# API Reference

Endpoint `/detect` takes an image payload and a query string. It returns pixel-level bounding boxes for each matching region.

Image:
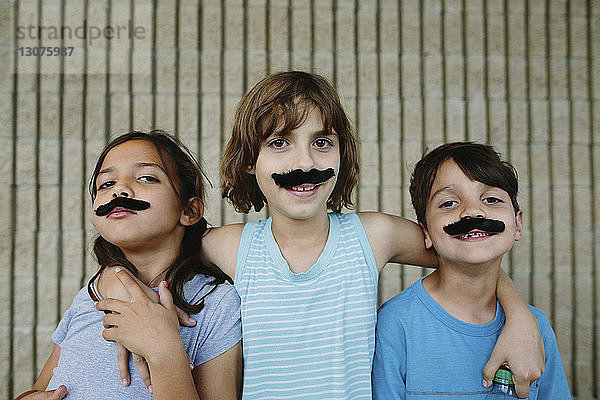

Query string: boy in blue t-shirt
[371,142,571,399]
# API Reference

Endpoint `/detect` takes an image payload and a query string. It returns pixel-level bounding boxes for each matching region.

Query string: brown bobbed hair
[409,142,520,229]
[221,71,359,213]
[88,130,231,315]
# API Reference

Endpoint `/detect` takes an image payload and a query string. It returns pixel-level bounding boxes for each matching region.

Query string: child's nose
[293,146,316,171]
[111,183,133,198]
[459,200,486,219]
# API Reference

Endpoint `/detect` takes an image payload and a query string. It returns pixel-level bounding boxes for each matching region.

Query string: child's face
[250,106,340,221]
[422,159,523,267]
[92,140,188,250]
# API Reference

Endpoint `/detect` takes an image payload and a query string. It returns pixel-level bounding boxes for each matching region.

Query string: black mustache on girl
[443,217,505,236]
[271,168,335,189]
[95,197,151,216]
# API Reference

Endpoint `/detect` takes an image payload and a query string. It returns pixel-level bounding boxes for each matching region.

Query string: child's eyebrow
[430,185,455,200]
[97,162,166,176]
[317,129,335,136]
[97,166,114,176]
[268,129,333,138]
[135,162,166,172]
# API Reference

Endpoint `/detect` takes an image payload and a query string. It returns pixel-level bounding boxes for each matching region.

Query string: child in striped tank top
[96,72,545,399]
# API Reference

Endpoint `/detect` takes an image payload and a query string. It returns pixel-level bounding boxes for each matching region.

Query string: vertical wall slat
[200,1,223,225]
[357,0,379,212]
[222,0,246,226]
[378,0,401,304]
[400,0,424,289]
[570,1,593,396]
[443,0,465,142]
[590,2,600,397]
[312,0,334,77]
[3,1,17,397]
[13,1,39,394]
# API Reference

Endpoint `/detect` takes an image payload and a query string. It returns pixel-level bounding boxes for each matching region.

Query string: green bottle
[484,365,518,398]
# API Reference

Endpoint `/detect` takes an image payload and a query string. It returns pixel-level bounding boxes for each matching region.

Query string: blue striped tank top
[234,212,378,399]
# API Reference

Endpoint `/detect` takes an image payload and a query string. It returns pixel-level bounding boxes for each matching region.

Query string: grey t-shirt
[47,274,241,399]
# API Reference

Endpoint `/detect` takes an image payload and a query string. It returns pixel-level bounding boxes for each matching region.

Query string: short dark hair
[409,142,520,228]
[221,71,359,213]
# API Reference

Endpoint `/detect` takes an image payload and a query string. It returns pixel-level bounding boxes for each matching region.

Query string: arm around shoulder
[201,223,245,281]
[15,344,67,400]
[483,270,545,398]
[358,212,437,272]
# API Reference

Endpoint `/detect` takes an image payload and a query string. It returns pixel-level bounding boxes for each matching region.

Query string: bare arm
[483,269,545,398]
[358,212,437,272]
[15,345,67,400]
[192,342,243,399]
[201,224,245,281]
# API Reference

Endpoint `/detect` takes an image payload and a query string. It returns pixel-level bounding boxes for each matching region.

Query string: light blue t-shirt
[47,274,242,400]
[235,212,379,399]
[372,277,572,399]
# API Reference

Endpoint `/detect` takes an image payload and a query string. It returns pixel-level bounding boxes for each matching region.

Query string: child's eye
[268,138,289,149]
[483,196,503,204]
[97,180,115,191]
[313,138,333,149]
[439,200,457,208]
[139,175,160,183]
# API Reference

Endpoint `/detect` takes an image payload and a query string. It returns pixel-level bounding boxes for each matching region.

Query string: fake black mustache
[271,168,335,189]
[443,217,505,236]
[95,197,151,216]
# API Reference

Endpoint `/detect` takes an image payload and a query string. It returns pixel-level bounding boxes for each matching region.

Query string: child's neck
[270,211,330,274]
[120,243,180,287]
[423,260,501,325]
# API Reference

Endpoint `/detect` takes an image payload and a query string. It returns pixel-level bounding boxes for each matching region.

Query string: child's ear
[513,210,524,241]
[418,222,434,250]
[180,197,204,226]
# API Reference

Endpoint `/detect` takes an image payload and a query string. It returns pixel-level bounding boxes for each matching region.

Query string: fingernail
[148,385,152,393]
[188,317,197,325]
[189,362,194,369]
[115,267,121,273]
[163,281,168,288]
[482,379,490,387]
[122,378,128,386]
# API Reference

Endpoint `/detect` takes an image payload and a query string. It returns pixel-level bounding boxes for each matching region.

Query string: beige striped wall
[1,0,598,398]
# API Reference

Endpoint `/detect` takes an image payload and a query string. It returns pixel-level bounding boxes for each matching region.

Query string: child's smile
[250,106,340,221]
[423,159,523,268]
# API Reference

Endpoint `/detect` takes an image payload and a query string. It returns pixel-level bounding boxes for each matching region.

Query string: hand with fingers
[482,312,545,398]
[96,268,184,363]
[96,267,201,399]
[95,265,196,391]
[14,386,67,400]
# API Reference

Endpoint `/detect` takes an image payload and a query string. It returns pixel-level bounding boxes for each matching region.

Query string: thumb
[48,385,68,399]
[158,281,175,311]
[482,352,503,387]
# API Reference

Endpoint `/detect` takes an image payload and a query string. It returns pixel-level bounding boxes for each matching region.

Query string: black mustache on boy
[443,217,505,236]
[94,197,151,216]
[271,168,335,189]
